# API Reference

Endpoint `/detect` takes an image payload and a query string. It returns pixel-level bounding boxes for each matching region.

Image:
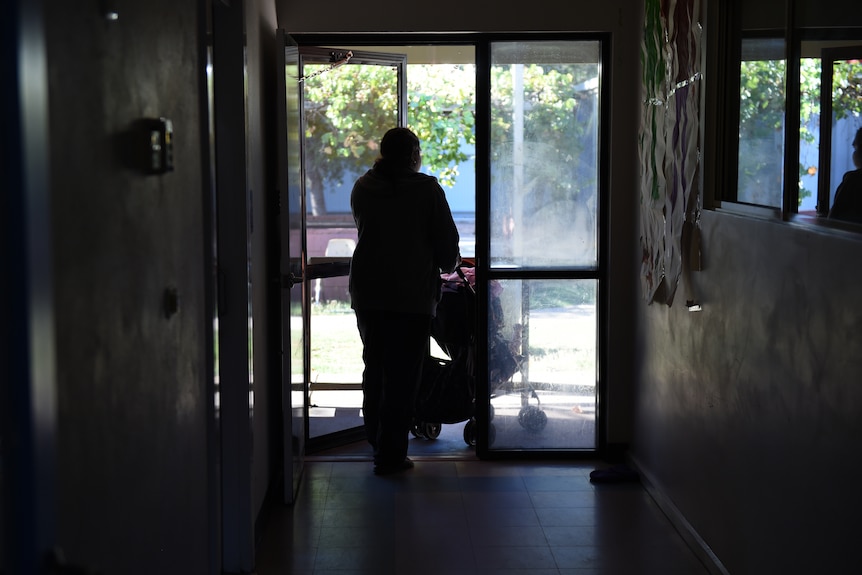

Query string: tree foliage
[831,59,862,121]
[489,63,599,217]
[301,60,600,217]
[301,63,476,215]
[407,65,476,187]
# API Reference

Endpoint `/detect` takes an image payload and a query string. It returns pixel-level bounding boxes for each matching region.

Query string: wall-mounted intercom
[148,117,174,174]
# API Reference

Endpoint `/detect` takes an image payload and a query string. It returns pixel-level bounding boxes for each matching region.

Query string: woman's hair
[378,127,420,167]
[854,127,862,149]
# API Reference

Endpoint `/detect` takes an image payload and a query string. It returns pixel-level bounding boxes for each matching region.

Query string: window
[736,36,786,210]
[722,5,862,228]
[811,43,862,219]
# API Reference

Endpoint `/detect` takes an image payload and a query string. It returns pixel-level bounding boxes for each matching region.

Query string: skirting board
[627,454,730,575]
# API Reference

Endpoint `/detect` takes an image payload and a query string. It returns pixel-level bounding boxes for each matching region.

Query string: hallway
[255,451,712,574]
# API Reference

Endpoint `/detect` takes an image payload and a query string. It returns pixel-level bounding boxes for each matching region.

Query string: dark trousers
[354,309,430,464]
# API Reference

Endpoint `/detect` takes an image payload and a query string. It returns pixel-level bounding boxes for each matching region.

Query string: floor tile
[543,524,598,547]
[468,521,551,547]
[458,474,528,492]
[535,506,597,527]
[473,544,558,570]
[524,474,594,492]
[461,490,535,510]
[551,545,603,570]
[464,505,540,527]
[530,489,597,508]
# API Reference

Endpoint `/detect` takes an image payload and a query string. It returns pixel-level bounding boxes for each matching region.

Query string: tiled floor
[254,453,712,575]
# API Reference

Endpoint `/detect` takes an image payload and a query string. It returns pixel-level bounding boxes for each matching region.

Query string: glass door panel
[488,279,597,450]
[326,44,478,452]
[738,37,786,210]
[490,41,600,270]
[298,48,406,449]
[486,40,602,453]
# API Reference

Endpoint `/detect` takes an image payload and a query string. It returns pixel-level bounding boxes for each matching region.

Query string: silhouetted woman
[829,127,862,224]
[349,127,460,475]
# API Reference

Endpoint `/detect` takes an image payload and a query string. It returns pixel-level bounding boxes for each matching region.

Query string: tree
[830,59,862,121]
[301,63,476,216]
[737,58,792,206]
[300,58,602,232]
[489,63,599,218]
[407,65,476,188]
[488,63,600,262]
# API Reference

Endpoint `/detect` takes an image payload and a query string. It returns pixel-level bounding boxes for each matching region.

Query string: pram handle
[455,265,476,295]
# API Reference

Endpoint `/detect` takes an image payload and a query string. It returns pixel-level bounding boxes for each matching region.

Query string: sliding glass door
[481,39,604,454]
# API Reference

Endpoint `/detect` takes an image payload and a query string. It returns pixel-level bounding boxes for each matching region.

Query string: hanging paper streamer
[639,0,702,305]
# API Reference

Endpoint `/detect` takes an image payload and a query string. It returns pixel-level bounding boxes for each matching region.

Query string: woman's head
[379,127,421,171]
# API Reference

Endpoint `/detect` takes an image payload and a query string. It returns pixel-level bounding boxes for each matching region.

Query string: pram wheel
[411,420,425,439]
[463,419,496,446]
[518,405,548,432]
[463,419,476,446]
[411,420,441,440]
[423,422,442,439]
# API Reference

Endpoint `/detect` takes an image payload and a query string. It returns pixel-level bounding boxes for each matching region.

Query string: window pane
[799,55,821,214]
[301,47,478,445]
[302,56,398,442]
[825,55,862,215]
[487,279,597,451]
[303,61,399,219]
[798,41,862,218]
[308,278,364,440]
[490,41,600,269]
[316,47,478,256]
[406,58,476,258]
[738,38,785,208]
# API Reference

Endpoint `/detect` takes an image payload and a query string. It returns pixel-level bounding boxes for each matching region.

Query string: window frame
[717,0,862,231]
[289,32,612,459]
[788,28,862,228]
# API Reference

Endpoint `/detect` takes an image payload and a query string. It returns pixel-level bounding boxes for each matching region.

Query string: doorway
[279,34,605,463]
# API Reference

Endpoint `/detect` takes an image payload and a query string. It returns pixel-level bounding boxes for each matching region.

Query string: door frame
[286,32,610,460]
[2,0,57,571]
[277,32,304,504]
[213,0,254,570]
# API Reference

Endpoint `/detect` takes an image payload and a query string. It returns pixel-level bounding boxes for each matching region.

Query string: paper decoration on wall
[639,0,703,306]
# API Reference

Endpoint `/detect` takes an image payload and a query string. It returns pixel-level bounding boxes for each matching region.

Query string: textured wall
[45,1,211,572]
[634,210,862,572]
[278,0,628,33]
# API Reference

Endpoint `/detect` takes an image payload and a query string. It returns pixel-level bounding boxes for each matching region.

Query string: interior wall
[45,1,212,573]
[632,2,862,570]
[278,0,627,33]
[634,212,862,573]
[276,0,642,449]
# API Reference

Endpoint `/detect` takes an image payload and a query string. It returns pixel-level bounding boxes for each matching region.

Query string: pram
[412,262,548,446]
